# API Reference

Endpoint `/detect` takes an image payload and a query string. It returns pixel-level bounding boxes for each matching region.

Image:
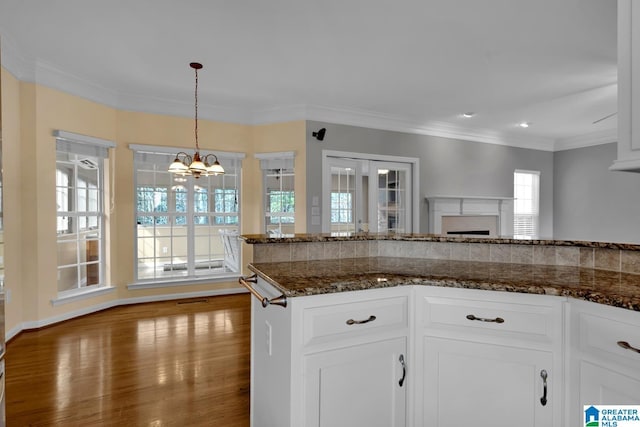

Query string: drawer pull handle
[540,369,548,406]
[346,315,377,325]
[466,314,505,323]
[617,341,640,354]
[398,354,406,387]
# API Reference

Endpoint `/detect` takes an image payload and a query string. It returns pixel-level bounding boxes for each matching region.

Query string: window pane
[514,171,540,238]
[58,265,78,292]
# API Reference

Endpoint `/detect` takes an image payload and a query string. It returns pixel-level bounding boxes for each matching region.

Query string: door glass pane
[330,166,356,235]
[324,156,414,234]
[376,166,409,233]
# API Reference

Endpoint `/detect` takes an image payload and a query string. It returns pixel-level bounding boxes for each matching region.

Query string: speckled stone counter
[248,257,640,312]
[242,233,640,311]
[242,233,640,275]
[241,233,640,250]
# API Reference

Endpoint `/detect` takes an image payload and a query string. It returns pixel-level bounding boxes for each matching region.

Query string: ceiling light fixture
[519,122,530,128]
[168,62,224,179]
[462,112,475,118]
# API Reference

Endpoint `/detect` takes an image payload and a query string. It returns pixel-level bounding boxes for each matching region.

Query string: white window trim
[54,130,116,149]
[127,274,241,290]
[54,130,114,294]
[51,285,117,307]
[513,169,540,239]
[129,144,246,160]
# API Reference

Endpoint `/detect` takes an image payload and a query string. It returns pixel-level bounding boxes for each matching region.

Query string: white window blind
[513,170,540,239]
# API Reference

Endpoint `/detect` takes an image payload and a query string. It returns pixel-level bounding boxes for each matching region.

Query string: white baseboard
[6,287,249,342]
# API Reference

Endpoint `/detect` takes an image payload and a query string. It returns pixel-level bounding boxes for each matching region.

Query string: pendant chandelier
[168,62,225,179]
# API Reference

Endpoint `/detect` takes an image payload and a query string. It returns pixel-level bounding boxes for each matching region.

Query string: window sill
[51,285,117,307]
[127,274,241,290]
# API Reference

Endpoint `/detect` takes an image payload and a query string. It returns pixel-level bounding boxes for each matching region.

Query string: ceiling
[0,0,617,150]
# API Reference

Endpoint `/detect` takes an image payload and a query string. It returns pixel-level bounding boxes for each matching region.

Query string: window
[132,146,244,283]
[256,152,295,236]
[331,192,353,224]
[55,130,114,295]
[514,170,540,239]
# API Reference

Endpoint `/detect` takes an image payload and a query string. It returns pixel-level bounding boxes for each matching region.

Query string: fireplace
[441,215,499,237]
[426,196,514,237]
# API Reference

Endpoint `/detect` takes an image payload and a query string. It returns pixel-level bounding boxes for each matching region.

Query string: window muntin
[331,192,353,224]
[133,149,242,282]
[264,169,294,236]
[55,152,104,293]
[514,170,540,239]
[257,152,295,236]
[268,190,295,225]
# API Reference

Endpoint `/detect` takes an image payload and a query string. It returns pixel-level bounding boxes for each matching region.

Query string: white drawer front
[579,310,640,368]
[420,295,558,344]
[303,296,408,348]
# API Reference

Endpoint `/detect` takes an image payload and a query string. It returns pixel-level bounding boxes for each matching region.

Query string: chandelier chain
[194,66,199,151]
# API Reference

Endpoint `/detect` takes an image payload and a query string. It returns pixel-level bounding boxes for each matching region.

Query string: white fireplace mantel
[425,195,514,237]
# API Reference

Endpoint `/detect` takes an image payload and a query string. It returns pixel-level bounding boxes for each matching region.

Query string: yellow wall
[0,67,307,334]
[1,68,24,334]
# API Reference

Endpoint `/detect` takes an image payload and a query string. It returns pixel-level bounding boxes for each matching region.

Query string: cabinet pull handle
[466,314,505,323]
[398,354,406,387]
[539,370,548,406]
[617,341,640,354]
[346,315,377,325]
[239,274,287,308]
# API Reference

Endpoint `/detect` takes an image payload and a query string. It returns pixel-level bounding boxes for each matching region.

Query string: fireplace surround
[427,195,514,237]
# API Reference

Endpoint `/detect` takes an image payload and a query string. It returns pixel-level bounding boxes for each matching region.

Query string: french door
[323,155,414,234]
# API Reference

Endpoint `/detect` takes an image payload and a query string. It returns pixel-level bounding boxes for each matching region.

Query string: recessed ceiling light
[462,112,475,118]
[519,122,530,128]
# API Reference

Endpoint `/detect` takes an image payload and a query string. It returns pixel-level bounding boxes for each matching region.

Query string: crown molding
[294,104,557,151]
[553,128,617,151]
[0,33,34,81]
[0,36,589,152]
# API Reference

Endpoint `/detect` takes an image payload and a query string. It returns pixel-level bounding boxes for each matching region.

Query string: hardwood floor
[5,294,251,427]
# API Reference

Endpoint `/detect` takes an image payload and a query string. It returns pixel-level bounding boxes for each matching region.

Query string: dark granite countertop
[248,257,640,312]
[241,233,640,250]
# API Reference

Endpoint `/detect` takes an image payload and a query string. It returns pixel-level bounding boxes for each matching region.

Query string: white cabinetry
[566,299,640,427]
[250,274,640,427]
[304,337,406,427]
[250,277,410,427]
[414,287,564,427]
[611,0,640,172]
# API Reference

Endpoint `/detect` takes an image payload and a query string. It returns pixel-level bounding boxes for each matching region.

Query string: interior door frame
[321,150,420,233]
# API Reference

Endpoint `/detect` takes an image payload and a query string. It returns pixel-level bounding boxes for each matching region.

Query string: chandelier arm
[202,153,219,164]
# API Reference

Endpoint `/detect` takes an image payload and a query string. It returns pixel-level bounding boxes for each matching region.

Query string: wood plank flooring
[5,294,251,427]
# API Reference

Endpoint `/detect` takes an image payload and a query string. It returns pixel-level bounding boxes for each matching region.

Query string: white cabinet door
[304,337,407,427]
[579,360,640,404]
[422,337,554,427]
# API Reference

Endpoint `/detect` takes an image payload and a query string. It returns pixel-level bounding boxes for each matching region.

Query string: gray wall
[554,142,640,243]
[306,121,554,236]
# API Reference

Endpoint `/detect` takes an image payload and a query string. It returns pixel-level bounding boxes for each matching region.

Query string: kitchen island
[241,234,640,427]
